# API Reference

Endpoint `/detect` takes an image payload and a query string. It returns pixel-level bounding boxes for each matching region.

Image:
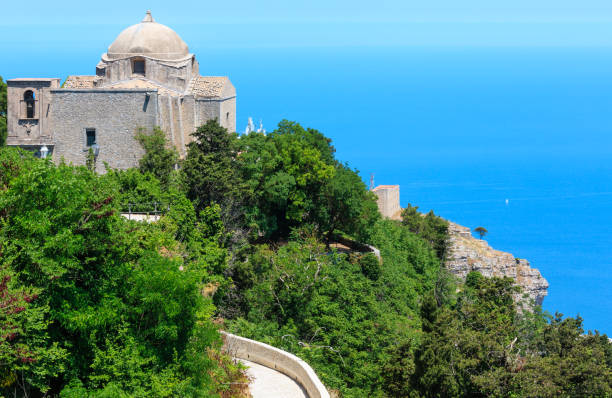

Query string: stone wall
[222,331,330,398]
[372,185,401,220]
[180,95,196,153]
[445,222,549,306]
[220,96,237,133]
[196,98,221,128]
[99,55,197,94]
[49,89,157,172]
[6,79,61,151]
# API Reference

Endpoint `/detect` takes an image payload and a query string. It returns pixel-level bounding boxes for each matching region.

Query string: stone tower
[372,185,402,219]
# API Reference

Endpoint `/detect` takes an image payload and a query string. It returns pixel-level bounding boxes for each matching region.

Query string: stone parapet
[221,331,330,398]
[120,213,161,222]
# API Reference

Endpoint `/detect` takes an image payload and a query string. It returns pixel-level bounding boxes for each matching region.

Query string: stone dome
[106,11,189,61]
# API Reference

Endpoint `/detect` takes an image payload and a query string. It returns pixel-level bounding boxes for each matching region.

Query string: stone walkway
[239,359,308,398]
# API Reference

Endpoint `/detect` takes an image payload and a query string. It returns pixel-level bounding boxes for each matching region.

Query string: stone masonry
[372,185,402,220]
[49,90,157,172]
[6,11,236,170]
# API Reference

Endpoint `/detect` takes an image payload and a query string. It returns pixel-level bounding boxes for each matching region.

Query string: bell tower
[6,78,60,157]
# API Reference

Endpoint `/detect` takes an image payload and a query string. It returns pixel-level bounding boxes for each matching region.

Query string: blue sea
[3,43,611,334]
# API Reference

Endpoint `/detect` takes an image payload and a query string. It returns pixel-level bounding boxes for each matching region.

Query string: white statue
[257,119,266,134]
[244,117,266,135]
[244,117,255,135]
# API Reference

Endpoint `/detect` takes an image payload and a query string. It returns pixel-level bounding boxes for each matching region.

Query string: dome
[106,11,189,61]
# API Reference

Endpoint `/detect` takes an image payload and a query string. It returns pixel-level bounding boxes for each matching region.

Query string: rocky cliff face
[445,222,549,306]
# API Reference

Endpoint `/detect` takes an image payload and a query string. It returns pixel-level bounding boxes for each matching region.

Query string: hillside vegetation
[0,118,610,397]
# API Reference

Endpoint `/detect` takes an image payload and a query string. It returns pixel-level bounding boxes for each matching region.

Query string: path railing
[120,202,169,222]
[222,332,330,398]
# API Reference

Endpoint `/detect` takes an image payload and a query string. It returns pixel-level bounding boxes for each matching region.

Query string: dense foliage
[1,118,609,398]
[237,121,379,241]
[401,204,449,260]
[226,220,442,397]
[0,148,239,397]
[182,120,246,215]
[181,120,379,242]
[385,272,612,397]
[135,127,179,188]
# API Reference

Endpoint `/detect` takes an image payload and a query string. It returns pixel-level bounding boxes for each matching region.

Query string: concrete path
[239,359,308,398]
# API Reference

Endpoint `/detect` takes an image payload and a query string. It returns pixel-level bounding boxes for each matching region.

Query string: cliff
[445,222,549,306]
[370,184,549,305]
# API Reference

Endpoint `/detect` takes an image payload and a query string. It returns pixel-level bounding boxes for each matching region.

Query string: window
[96,65,106,77]
[86,129,96,146]
[132,59,145,75]
[24,90,35,119]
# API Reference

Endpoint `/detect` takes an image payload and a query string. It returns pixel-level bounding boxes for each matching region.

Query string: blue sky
[3,0,612,24]
[2,0,612,48]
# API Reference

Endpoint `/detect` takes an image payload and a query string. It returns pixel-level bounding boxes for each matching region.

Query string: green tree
[411,273,523,397]
[382,340,415,398]
[0,265,67,397]
[107,168,165,212]
[474,226,488,240]
[0,147,37,189]
[0,146,229,396]
[86,147,95,172]
[135,127,179,188]
[401,204,449,260]
[238,121,377,241]
[182,119,247,214]
[1,75,8,146]
[504,314,612,397]
[402,271,612,397]
[237,121,337,238]
[183,120,378,243]
[227,219,442,397]
[321,163,380,242]
[358,252,381,281]
[104,168,215,251]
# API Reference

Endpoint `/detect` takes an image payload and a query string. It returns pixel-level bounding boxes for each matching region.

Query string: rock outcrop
[445,222,549,306]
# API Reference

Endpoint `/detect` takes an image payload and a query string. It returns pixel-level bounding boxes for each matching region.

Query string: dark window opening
[226,112,230,120]
[86,129,96,146]
[132,60,145,75]
[24,90,35,119]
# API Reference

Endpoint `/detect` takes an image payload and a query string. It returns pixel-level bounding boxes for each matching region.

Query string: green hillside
[0,119,609,397]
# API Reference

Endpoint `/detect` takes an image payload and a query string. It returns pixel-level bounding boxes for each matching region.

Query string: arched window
[24,90,35,119]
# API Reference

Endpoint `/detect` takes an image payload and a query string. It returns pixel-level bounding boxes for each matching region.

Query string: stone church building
[6,11,236,171]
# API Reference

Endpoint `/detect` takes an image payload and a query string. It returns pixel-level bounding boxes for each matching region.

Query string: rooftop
[372,185,400,191]
[8,78,60,82]
[106,11,190,61]
[189,76,230,98]
[62,76,99,89]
